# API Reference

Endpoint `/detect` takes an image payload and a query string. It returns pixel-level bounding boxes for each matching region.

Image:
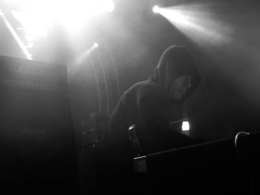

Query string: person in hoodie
[99,45,204,193]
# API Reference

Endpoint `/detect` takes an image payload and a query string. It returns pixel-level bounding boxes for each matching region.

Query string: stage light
[94,43,99,48]
[182,121,190,131]
[156,5,232,46]
[153,5,160,14]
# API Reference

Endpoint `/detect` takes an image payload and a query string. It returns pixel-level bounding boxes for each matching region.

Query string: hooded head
[150,45,201,104]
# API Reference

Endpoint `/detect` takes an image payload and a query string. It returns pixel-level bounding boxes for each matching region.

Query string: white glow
[10,0,115,32]
[153,5,160,14]
[94,43,99,48]
[26,43,34,49]
[157,5,233,47]
[24,36,36,42]
[12,11,47,37]
[182,121,190,131]
[104,0,115,12]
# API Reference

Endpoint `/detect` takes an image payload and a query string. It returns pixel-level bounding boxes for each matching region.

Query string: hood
[150,45,201,105]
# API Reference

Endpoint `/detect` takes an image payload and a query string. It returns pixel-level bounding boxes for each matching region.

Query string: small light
[94,43,98,48]
[182,121,190,131]
[153,5,160,14]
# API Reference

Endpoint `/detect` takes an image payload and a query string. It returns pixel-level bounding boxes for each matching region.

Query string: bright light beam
[74,43,98,66]
[0,11,32,60]
[156,4,233,47]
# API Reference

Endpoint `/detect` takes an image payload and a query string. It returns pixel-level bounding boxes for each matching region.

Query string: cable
[234,131,254,195]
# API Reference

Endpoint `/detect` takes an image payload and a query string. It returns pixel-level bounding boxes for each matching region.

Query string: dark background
[1,0,260,144]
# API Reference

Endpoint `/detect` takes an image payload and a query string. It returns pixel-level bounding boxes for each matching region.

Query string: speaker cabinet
[0,86,78,195]
[79,115,109,195]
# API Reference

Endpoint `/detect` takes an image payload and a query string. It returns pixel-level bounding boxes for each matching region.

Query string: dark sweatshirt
[100,45,202,166]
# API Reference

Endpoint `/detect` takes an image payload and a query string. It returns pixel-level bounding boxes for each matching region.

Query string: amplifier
[0,55,67,94]
[0,56,78,194]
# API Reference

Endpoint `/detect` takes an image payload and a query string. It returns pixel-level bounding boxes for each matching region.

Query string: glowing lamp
[182,121,190,131]
[94,43,99,48]
[153,5,160,14]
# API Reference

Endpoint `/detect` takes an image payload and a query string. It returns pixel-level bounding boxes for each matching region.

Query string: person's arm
[137,88,203,153]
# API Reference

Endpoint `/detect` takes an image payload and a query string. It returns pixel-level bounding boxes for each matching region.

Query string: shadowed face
[168,76,191,100]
